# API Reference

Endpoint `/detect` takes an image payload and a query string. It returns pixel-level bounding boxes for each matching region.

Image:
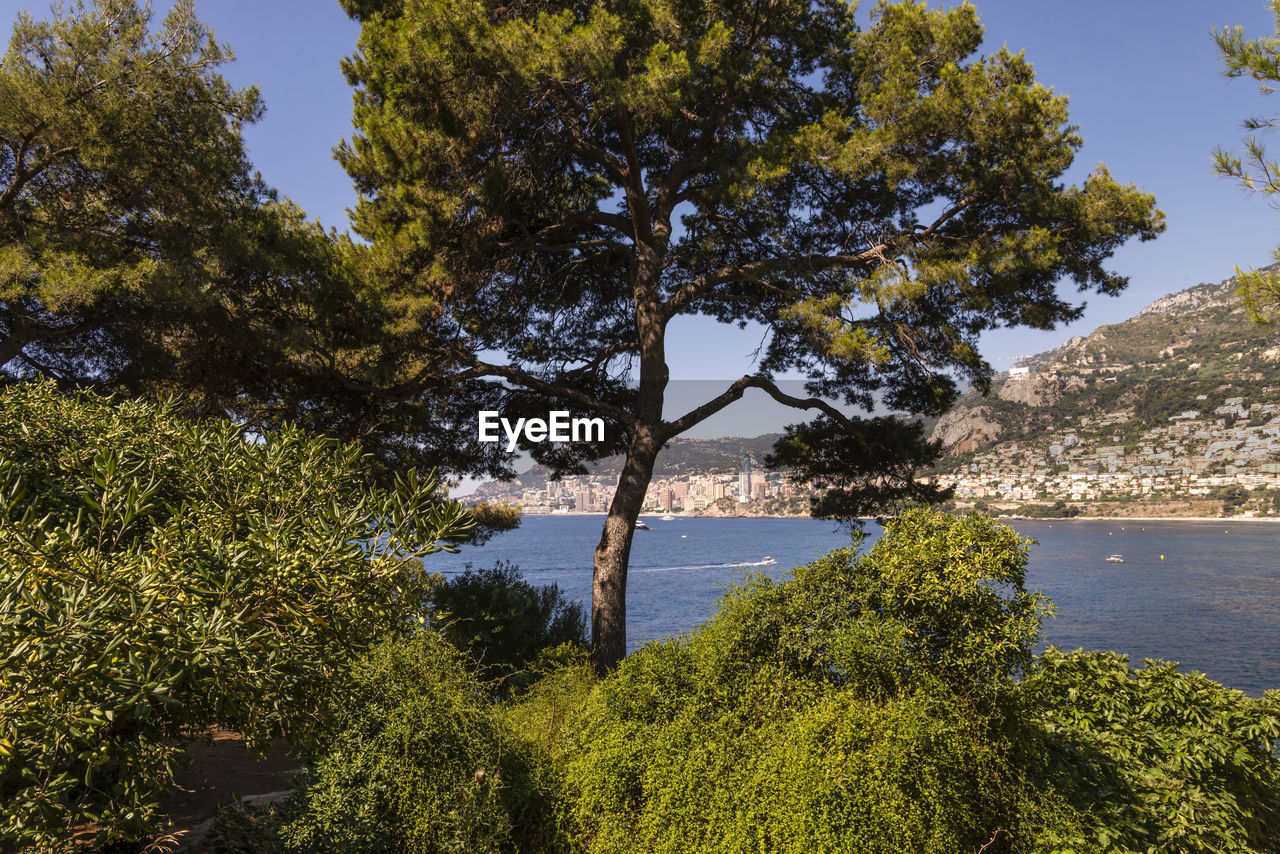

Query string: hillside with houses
[932,272,1280,517]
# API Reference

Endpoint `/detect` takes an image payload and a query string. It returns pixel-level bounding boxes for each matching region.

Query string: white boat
[1106,554,1125,563]
[660,514,676,521]
[760,556,777,566]
[635,520,651,530]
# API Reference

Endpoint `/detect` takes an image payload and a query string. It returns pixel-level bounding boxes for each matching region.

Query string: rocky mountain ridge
[930,273,1280,457]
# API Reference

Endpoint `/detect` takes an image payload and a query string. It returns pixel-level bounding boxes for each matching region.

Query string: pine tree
[339,0,1164,671]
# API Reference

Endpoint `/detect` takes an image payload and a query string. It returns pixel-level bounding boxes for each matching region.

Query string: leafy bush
[0,382,472,851]
[431,563,588,692]
[555,510,1071,853]
[554,509,1280,853]
[212,619,594,854]
[277,635,577,854]
[1014,500,1081,519]
[1022,650,1280,853]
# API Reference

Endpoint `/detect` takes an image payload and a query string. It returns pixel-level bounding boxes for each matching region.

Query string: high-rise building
[738,453,753,502]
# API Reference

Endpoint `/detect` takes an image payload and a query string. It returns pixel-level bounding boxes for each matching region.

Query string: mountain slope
[931,273,1280,456]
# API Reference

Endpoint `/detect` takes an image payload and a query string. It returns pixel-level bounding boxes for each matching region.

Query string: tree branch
[13,348,68,380]
[662,248,885,318]
[661,195,977,318]
[653,133,711,224]
[496,211,635,254]
[612,107,652,244]
[565,339,639,376]
[563,135,629,187]
[662,374,854,439]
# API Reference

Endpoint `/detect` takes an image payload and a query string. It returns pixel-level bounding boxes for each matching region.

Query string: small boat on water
[1106,554,1125,563]
[760,556,777,566]
[635,520,651,530]
[660,514,676,521]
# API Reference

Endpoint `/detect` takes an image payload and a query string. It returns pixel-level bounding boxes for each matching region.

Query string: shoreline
[520,512,1280,523]
[1004,515,1280,523]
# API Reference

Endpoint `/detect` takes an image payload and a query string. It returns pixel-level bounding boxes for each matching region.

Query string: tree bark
[590,426,660,674]
[590,144,670,673]
[0,329,31,372]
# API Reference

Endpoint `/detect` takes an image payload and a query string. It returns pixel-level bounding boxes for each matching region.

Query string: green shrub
[431,562,588,692]
[1021,649,1280,853]
[500,646,596,758]
[0,382,472,851]
[278,635,572,854]
[556,510,1071,853]
[1015,501,1081,519]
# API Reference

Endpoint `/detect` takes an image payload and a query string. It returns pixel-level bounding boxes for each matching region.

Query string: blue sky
[4,0,1279,384]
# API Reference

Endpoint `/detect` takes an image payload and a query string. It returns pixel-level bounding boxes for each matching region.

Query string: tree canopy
[1215,0,1280,321]
[339,0,1163,669]
[0,0,516,482]
[0,0,261,374]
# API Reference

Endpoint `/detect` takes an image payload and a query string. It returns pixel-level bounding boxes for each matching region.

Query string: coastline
[1004,515,1280,523]
[519,511,1280,523]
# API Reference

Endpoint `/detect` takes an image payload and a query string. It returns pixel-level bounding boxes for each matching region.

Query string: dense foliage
[1024,650,1280,852]
[556,510,1061,853]
[555,512,1280,853]
[0,0,514,482]
[766,416,952,521]
[431,562,589,692]
[279,635,568,854]
[0,0,260,375]
[0,382,473,851]
[209,640,596,854]
[205,509,1280,853]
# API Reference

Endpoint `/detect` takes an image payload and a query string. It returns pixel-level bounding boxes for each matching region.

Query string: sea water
[425,515,1280,696]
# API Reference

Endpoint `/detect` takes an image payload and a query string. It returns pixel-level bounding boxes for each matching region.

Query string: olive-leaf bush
[0,382,472,851]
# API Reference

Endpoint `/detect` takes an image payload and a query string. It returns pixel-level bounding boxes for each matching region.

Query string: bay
[425,515,1280,696]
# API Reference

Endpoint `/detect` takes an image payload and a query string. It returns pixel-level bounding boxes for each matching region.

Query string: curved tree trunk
[590,428,660,674]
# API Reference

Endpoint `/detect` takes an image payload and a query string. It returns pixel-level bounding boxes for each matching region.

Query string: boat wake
[635,558,780,573]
